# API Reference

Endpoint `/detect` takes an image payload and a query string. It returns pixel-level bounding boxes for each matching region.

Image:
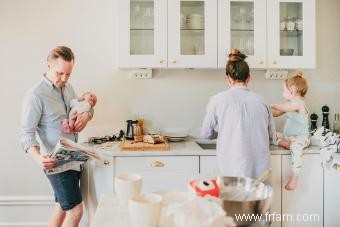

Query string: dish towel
[165,196,235,227]
[310,127,340,171]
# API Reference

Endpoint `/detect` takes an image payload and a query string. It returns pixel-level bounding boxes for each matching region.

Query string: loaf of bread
[143,134,165,144]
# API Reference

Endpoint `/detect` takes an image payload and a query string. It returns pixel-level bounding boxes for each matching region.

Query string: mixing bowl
[217,176,273,226]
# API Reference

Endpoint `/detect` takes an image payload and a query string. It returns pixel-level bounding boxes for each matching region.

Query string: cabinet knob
[150,160,165,168]
[273,61,277,65]
[259,60,264,64]
[160,59,164,64]
[172,60,177,64]
[103,160,110,166]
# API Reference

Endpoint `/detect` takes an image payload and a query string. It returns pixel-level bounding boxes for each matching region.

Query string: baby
[62,92,97,133]
[271,71,310,190]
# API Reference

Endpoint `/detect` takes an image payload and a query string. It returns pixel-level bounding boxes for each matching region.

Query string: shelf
[130,28,154,31]
[231,29,254,32]
[280,30,303,37]
[181,28,204,31]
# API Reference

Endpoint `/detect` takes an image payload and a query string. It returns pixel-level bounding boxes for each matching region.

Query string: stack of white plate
[164,132,188,142]
[186,14,204,29]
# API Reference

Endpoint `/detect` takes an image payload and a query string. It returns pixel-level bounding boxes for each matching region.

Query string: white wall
[0,0,340,224]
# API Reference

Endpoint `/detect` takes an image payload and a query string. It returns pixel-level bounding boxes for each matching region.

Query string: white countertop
[91,193,267,227]
[87,139,321,157]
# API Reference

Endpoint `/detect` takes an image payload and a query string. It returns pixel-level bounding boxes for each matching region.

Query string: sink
[195,140,216,150]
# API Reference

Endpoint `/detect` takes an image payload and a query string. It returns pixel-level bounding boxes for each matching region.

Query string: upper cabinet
[118,0,167,68]
[218,0,267,68]
[267,0,315,69]
[118,0,315,69]
[118,0,217,68]
[167,0,217,68]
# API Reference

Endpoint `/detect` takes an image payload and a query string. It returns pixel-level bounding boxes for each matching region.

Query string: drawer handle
[172,60,177,64]
[160,59,164,64]
[150,161,165,168]
[259,60,264,64]
[103,160,110,166]
[273,61,277,65]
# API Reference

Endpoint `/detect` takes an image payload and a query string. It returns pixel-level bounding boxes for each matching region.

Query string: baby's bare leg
[68,113,78,132]
[62,119,71,133]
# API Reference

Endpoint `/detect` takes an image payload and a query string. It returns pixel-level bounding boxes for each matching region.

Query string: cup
[128,193,163,227]
[280,21,286,31]
[114,173,142,206]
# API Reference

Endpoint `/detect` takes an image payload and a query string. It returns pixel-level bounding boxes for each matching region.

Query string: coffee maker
[125,120,138,140]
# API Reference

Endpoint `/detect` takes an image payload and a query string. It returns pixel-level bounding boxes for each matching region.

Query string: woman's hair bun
[228,48,247,62]
[295,70,303,77]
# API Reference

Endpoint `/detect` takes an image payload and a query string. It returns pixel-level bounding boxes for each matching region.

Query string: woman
[201,49,276,178]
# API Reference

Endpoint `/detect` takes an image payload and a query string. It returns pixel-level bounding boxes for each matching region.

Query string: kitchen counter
[87,139,321,157]
[92,193,268,227]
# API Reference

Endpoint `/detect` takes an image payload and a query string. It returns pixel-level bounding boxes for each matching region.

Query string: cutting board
[121,139,170,151]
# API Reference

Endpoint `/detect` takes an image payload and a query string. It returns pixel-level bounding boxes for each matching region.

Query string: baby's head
[283,71,308,99]
[82,92,97,107]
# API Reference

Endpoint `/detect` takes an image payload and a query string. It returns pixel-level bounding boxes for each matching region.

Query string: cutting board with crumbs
[121,139,170,151]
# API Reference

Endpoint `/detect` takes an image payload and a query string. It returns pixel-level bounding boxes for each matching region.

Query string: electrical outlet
[265,70,288,80]
[129,69,152,79]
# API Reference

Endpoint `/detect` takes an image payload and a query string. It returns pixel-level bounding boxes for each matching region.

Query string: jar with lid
[333,113,340,134]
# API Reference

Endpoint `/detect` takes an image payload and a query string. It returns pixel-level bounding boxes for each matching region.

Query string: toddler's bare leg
[278,139,291,150]
[285,137,309,190]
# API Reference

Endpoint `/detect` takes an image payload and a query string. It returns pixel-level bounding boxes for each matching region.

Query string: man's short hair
[47,46,74,62]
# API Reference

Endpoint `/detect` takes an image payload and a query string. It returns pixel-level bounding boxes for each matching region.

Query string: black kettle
[125,120,138,140]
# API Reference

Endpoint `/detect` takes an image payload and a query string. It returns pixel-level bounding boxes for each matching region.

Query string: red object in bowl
[188,179,220,197]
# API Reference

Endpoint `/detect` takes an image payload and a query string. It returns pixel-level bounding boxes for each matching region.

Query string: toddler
[271,71,310,190]
[62,92,97,133]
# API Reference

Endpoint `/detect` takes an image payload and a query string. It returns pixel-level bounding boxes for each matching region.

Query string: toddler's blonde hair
[285,71,308,97]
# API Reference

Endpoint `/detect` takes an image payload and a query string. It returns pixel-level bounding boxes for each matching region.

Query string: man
[20,46,94,227]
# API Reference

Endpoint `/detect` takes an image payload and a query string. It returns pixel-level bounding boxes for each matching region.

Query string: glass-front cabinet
[118,0,217,68]
[167,0,217,68]
[218,0,267,68]
[119,0,315,69]
[267,0,315,68]
[119,0,167,68]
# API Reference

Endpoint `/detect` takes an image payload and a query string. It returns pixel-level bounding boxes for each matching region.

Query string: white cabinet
[218,0,267,68]
[167,0,217,68]
[119,0,315,69]
[267,0,315,68]
[118,0,217,68]
[270,155,282,227]
[115,156,199,192]
[199,155,222,176]
[218,0,315,69]
[83,156,114,226]
[324,166,340,227]
[118,0,167,68]
[281,154,323,227]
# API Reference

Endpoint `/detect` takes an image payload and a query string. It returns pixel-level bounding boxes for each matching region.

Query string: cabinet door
[270,155,282,227]
[199,156,222,177]
[115,156,199,192]
[324,165,340,227]
[118,0,167,68]
[218,0,267,68]
[267,0,315,68]
[84,156,114,225]
[282,154,323,227]
[168,0,217,68]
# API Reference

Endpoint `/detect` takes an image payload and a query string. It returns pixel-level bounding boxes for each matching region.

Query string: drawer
[115,156,199,192]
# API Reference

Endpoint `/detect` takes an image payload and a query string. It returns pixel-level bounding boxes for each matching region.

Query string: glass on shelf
[230,2,254,55]
[130,1,154,30]
[130,0,155,55]
[280,2,303,56]
[180,0,205,55]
